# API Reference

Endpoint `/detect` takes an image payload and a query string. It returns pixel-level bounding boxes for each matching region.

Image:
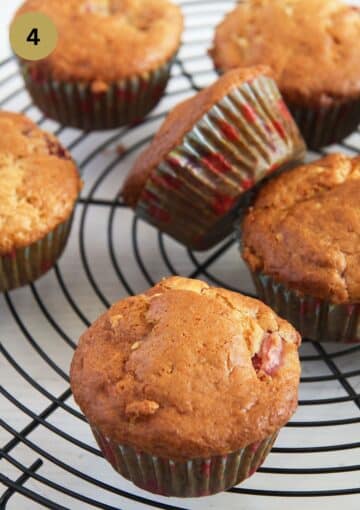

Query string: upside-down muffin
[122,66,305,250]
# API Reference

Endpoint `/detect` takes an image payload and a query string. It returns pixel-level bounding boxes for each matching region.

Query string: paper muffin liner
[288,98,360,151]
[135,74,306,250]
[91,426,278,497]
[19,59,174,131]
[249,272,359,343]
[0,216,73,292]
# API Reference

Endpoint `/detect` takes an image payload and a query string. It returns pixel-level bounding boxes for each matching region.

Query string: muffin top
[122,66,304,206]
[71,276,301,459]
[15,0,183,84]
[242,154,360,304]
[211,0,360,106]
[0,112,81,255]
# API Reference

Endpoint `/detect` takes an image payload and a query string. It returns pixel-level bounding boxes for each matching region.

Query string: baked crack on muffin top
[242,154,360,304]
[71,276,301,459]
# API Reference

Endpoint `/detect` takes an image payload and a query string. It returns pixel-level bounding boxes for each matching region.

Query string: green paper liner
[250,273,359,343]
[19,59,174,131]
[135,75,306,250]
[91,426,278,497]
[288,98,360,151]
[0,216,73,292]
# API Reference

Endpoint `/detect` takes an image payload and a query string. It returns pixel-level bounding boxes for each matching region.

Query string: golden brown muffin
[210,0,360,149]
[16,0,183,84]
[14,0,183,129]
[71,276,301,460]
[0,112,81,256]
[242,154,360,305]
[211,0,360,107]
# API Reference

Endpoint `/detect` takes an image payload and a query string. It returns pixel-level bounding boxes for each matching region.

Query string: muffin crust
[71,276,301,459]
[0,112,81,255]
[211,0,360,106]
[15,0,183,84]
[242,154,360,304]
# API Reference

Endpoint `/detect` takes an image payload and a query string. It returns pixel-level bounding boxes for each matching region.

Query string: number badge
[10,12,58,61]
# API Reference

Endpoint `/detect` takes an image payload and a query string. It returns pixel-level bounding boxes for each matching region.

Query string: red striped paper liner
[0,216,73,292]
[135,74,306,250]
[288,97,360,150]
[19,59,174,131]
[250,272,359,343]
[91,426,278,498]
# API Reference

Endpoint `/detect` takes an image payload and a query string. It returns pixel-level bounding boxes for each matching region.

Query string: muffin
[211,0,360,150]
[71,276,301,497]
[0,112,81,291]
[241,153,360,343]
[13,0,183,130]
[122,66,306,250]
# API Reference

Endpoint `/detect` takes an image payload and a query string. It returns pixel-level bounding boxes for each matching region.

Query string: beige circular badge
[10,12,58,61]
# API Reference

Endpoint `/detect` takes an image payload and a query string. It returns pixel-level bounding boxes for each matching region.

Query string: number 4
[27,28,40,46]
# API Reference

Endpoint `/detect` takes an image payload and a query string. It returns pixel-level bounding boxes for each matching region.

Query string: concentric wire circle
[1,1,360,508]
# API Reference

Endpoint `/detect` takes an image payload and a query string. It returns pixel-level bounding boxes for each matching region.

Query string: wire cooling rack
[1,1,360,509]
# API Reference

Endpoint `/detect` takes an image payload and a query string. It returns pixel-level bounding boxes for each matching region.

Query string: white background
[1,1,360,510]
[0,0,23,61]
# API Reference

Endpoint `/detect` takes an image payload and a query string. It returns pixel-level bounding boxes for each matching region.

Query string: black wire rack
[1,1,360,508]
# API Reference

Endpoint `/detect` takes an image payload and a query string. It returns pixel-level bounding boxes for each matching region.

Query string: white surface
[0,0,23,61]
[1,1,360,510]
